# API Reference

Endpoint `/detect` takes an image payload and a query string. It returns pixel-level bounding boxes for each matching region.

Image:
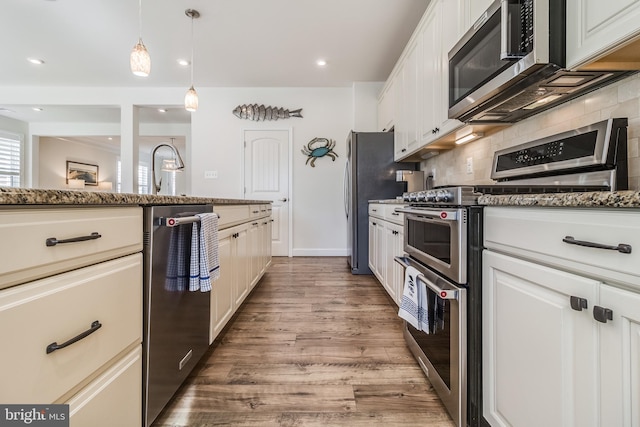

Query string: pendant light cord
[190,14,194,87]
[138,0,143,40]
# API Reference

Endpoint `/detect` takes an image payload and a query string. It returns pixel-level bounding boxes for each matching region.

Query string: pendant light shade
[130,0,150,77]
[130,39,151,77]
[184,9,200,112]
[185,86,198,112]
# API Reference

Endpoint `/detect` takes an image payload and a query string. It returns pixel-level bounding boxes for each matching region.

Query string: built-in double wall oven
[395,202,484,427]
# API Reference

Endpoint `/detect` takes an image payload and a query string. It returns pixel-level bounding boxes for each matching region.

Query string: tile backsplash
[422,73,640,191]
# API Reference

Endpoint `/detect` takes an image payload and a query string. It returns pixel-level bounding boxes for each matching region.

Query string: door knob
[279,198,288,202]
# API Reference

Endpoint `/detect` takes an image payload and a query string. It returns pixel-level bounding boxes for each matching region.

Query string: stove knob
[402,193,411,202]
[417,191,427,202]
[436,190,452,202]
[425,191,437,202]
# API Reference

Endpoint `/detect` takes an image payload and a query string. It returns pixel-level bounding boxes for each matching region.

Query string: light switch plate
[204,170,218,179]
[466,157,473,174]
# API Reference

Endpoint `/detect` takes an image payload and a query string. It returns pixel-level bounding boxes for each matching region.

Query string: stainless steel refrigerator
[343,131,417,274]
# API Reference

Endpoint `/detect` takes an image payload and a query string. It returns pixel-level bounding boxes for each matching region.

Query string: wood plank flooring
[153,257,455,427]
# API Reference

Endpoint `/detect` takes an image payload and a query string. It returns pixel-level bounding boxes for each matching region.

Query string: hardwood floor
[153,257,455,427]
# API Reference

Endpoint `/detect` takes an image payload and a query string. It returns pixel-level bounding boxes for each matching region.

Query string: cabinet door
[374,221,386,282]
[377,80,395,132]
[210,228,234,343]
[421,3,441,143]
[393,65,408,160]
[368,218,377,274]
[483,251,599,427]
[599,284,640,427]
[404,40,420,153]
[383,224,398,301]
[567,0,640,68]
[248,221,261,288]
[67,346,141,427]
[234,225,250,307]
[384,223,404,306]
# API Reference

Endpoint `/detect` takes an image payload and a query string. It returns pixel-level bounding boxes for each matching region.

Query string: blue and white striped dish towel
[398,266,421,330]
[189,213,220,292]
[165,224,189,291]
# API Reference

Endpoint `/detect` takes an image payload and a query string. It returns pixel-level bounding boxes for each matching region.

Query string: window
[0,132,22,187]
[116,160,150,194]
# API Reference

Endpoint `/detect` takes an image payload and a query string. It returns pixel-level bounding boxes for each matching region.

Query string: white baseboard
[291,248,348,257]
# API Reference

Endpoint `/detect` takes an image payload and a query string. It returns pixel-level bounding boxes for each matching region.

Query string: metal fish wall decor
[232,104,303,121]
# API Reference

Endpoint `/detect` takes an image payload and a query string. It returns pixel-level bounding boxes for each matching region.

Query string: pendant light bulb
[130,39,151,77]
[185,86,198,112]
[130,0,150,77]
[184,9,200,112]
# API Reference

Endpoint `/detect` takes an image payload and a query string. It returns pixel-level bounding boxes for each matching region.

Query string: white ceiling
[1,0,429,89]
[1,0,430,139]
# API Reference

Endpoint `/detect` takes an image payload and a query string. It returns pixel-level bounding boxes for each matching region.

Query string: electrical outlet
[204,170,218,179]
[466,157,473,174]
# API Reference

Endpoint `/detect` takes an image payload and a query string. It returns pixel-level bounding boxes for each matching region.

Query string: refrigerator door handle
[343,160,350,218]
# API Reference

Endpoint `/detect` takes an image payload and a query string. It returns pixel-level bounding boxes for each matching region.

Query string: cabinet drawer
[484,207,640,287]
[383,204,405,225]
[369,204,384,219]
[0,207,142,289]
[0,254,142,404]
[68,346,142,427]
[215,205,250,229]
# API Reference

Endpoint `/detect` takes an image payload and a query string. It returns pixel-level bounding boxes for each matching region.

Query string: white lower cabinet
[483,251,599,427]
[210,205,272,344]
[368,203,405,305]
[68,346,142,427]
[484,206,640,427]
[0,206,143,424]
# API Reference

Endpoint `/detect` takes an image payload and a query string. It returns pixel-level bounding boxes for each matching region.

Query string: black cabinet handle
[562,236,631,254]
[570,296,588,311]
[391,212,400,216]
[46,320,102,354]
[46,232,102,247]
[593,306,613,323]
[401,148,407,152]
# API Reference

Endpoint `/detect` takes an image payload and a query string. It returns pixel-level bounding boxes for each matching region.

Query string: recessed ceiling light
[158,108,167,113]
[32,107,43,111]
[177,59,190,67]
[27,58,45,65]
[316,59,327,67]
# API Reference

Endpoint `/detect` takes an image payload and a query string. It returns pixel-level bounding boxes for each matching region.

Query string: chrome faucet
[151,139,185,194]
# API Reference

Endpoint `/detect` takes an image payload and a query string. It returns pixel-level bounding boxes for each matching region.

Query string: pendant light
[184,9,200,112]
[130,0,151,77]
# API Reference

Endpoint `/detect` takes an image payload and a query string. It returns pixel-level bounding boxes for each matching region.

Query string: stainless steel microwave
[448,0,631,124]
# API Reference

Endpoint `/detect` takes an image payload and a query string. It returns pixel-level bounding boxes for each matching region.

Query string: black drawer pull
[46,232,102,247]
[593,306,613,324]
[562,236,631,254]
[570,296,588,311]
[46,320,102,354]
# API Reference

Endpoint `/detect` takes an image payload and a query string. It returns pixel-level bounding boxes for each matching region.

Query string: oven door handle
[394,208,458,220]
[394,256,460,301]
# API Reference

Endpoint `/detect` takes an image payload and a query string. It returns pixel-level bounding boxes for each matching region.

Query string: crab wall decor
[301,137,338,167]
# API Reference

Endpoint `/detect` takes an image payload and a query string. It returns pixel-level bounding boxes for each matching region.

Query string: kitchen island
[0,188,272,427]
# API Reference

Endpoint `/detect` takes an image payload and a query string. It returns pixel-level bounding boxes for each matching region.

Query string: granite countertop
[0,187,269,206]
[479,190,640,208]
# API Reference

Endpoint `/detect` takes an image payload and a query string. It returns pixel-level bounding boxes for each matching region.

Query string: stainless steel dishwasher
[142,204,213,426]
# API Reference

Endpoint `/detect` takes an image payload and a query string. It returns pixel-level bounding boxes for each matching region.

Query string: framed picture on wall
[66,161,99,186]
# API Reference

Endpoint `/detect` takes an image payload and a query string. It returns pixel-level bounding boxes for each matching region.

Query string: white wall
[38,137,119,190]
[0,85,373,256]
[190,87,354,256]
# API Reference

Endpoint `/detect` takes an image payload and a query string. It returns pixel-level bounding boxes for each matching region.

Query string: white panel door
[244,129,290,256]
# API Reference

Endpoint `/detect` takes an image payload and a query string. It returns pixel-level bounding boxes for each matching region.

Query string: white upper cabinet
[567,0,640,69]
[377,79,395,132]
[420,0,465,147]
